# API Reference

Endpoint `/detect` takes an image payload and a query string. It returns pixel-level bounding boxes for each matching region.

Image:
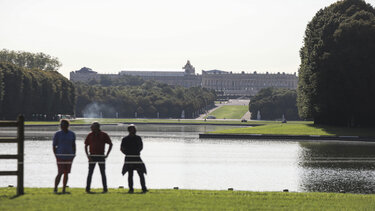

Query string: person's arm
[139,137,143,152]
[72,133,76,159]
[84,134,91,161]
[52,133,57,157]
[120,138,126,155]
[106,143,113,158]
[105,134,113,158]
[85,144,91,161]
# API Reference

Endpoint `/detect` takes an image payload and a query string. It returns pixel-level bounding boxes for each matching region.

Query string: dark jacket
[121,135,147,175]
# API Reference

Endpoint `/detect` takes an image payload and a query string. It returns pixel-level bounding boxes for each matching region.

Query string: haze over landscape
[2,0,374,78]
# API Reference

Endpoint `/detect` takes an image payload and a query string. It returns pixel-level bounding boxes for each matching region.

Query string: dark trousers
[86,156,107,191]
[128,170,146,190]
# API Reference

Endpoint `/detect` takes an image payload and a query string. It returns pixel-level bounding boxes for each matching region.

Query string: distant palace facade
[70,61,298,96]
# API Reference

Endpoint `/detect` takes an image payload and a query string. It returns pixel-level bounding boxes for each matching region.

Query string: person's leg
[137,170,147,192]
[62,173,69,193]
[128,170,134,193]
[86,160,96,192]
[54,173,62,193]
[98,158,107,192]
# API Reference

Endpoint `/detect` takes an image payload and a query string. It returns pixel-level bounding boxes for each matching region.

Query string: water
[1,124,375,193]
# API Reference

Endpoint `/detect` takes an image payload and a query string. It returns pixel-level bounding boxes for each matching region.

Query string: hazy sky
[1,0,374,78]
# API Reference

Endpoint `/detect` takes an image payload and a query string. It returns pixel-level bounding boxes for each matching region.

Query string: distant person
[121,124,148,193]
[85,122,113,193]
[53,119,76,194]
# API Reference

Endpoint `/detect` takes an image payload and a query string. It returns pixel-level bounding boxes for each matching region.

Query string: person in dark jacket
[121,124,147,193]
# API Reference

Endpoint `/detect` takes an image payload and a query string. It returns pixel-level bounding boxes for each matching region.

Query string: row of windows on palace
[203,79,296,88]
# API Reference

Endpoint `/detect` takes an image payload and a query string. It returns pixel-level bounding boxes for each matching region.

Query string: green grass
[25,118,261,126]
[1,188,375,210]
[206,105,249,119]
[210,123,375,137]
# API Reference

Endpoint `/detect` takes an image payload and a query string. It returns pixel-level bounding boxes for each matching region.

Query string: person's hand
[87,155,92,161]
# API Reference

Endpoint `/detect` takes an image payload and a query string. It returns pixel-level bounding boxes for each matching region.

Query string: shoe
[142,188,148,193]
[86,188,92,194]
[53,188,57,194]
[103,188,108,193]
[128,189,134,194]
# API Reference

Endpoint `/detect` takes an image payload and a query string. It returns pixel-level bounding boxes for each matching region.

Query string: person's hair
[60,119,70,126]
[91,121,100,129]
[127,124,136,132]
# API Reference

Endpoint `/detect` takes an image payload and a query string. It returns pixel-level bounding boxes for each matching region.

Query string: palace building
[70,61,298,96]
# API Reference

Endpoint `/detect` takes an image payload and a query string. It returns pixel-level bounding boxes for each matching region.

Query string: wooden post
[17,115,24,195]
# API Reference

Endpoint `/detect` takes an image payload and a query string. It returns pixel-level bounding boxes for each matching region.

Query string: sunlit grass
[1,188,375,210]
[206,105,249,119]
[210,123,375,137]
[25,118,260,126]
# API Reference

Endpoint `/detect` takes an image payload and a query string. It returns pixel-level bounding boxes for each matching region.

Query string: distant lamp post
[135,112,137,118]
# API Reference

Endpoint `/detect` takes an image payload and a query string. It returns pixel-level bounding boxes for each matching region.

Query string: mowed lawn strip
[206,105,249,119]
[24,118,263,126]
[1,188,375,210]
[209,123,375,137]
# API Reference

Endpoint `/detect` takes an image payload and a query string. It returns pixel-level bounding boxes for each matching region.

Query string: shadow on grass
[306,124,375,137]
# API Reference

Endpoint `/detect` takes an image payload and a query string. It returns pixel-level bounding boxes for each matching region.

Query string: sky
[1,0,375,79]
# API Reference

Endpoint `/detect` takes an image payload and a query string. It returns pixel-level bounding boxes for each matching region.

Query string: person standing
[53,119,76,194]
[85,122,113,193]
[121,124,147,193]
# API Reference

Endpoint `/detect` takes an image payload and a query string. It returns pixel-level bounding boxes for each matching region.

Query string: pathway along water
[1,124,375,193]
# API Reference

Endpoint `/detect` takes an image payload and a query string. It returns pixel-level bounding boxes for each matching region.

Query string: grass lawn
[206,105,249,119]
[24,118,258,126]
[1,188,375,210]
[210,123,375,137]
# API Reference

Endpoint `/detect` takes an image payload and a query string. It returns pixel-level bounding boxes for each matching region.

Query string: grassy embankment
[209,122,375,137]
[205,105,249,119]
[1,188,375,210]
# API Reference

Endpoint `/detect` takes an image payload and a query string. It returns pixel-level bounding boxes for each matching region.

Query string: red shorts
[56,158,73,174]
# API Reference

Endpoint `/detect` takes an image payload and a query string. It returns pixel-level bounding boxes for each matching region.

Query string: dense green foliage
[298,0,375,126]
[249,87,299,120]
[75,76,216,118]
[0,49,62,71]
[0,50,214,120]
[0,62,75,120]
[2,188,375,211]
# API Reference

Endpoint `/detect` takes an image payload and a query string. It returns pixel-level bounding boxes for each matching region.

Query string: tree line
[249,87,299,121]
[76,76,216,118]
[0,50,216,120]
[298,0,375,126]
[0,62,75,120]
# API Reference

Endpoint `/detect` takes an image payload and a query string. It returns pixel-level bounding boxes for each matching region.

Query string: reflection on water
[298,142,375,193]
[1,124,375,193]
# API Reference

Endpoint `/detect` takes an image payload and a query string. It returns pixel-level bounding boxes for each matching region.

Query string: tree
[249,87,299,120]
[0,49,62,71]
[297,0,375,126]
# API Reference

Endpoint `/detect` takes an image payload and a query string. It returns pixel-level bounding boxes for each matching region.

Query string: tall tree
[298,0,375,126]
[0,49,62,71]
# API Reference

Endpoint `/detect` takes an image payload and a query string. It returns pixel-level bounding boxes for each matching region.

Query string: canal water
[1,124,375,193]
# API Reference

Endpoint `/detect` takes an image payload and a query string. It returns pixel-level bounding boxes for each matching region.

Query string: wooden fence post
[17,115,24,195]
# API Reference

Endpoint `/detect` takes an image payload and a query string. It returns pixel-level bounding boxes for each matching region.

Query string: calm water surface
[1,124,375,193]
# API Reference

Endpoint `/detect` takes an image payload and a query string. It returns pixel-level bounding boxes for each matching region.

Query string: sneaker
[103,188,108,193]
[142,188,148,193]
[128,189,134,194]
[86,188,92,194]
